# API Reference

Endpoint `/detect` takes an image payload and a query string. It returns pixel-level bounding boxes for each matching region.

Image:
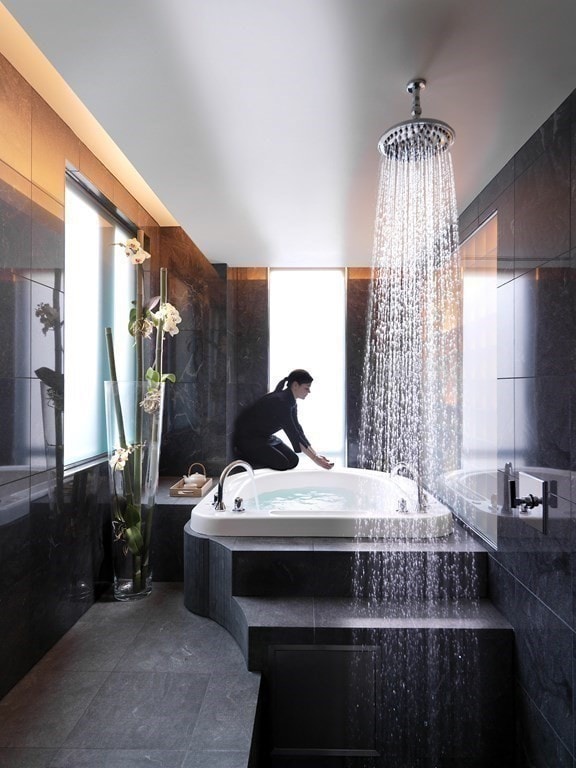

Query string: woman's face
[291,382,311,400]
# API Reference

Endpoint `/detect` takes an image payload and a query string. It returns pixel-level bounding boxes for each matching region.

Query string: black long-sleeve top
[234,388,311,452]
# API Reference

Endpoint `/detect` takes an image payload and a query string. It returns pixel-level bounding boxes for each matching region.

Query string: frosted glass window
[64,181,134,466]
[269,269,346,466]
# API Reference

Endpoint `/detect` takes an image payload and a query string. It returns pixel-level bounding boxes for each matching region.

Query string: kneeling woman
[233,369,334,471]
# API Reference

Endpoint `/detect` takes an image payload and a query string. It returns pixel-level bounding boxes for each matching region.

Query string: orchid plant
[105,236,181,596]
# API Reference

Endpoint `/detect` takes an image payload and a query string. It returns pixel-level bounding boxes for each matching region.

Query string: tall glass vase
[104,380,165,600]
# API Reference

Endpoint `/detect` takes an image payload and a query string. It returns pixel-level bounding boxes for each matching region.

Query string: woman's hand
[302,445,334,469]
[314,454,334,470]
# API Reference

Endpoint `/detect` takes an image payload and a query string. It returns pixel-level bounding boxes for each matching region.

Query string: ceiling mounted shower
[378,79,455,161]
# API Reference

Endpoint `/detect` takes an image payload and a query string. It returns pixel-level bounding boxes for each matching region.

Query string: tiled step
[183,524,493,644]
[184,525,490,601]
[233,595,512,671]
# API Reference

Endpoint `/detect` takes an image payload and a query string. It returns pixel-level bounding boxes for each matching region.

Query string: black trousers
[234,435,299,471]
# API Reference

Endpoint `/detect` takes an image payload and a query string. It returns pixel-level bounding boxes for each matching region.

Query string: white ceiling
[4,0,576,267]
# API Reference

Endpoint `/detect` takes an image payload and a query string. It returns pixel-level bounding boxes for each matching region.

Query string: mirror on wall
[441,214,499,545]
[0,168,65,519]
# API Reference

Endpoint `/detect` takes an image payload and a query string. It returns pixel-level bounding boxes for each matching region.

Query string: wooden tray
[169,477,214,497]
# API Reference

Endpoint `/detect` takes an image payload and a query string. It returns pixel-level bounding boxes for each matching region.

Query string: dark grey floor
[0,583,261,768]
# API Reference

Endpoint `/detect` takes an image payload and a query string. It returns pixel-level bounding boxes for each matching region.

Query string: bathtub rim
[189,466,454,539]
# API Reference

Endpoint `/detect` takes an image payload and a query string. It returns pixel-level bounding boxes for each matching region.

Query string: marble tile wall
[346,268,371,466]
[226,268,269,464]
[459,89,576,767]
[154,227,228,478]
[0,52,216,699]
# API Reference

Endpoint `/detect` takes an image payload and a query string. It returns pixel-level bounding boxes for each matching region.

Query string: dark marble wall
[459,91,576,767]
[0,52,223,699]
[0,53,120,699]
[225,268,269,463]
[347,268,371,466]
[153,227,228,478]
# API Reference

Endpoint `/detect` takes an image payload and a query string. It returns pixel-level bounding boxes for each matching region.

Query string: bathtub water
[190,467,454,538]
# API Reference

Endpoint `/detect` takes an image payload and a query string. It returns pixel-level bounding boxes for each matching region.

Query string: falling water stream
[348,96,484,763]
[358,146,461,491]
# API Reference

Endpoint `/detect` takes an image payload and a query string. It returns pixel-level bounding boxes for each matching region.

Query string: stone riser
[260,624,515,767]
[232,549,487,601]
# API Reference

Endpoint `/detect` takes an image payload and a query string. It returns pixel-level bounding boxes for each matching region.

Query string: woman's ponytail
[274,376,289,392]
[274,369,313,392]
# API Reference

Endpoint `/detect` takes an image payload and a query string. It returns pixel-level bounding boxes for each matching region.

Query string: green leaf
[124,525,144,555]
[146,367,160,383]
[124,502,141,528]
[128,307,137,337]
[161,373,176,383]
[113,495,128,522]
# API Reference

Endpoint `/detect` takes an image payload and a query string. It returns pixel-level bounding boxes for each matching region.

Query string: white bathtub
[189,467,454,538]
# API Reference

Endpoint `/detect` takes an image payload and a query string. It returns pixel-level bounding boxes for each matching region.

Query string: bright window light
[269,269,346,466]
[64,181,134,465]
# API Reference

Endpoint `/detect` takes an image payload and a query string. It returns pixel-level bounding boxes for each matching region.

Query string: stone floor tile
[0,748,58,767]
[49,748,186,767]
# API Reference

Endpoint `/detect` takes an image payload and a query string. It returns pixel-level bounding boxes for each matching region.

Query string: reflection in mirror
[442,214,498,545]
[33,268,64,511]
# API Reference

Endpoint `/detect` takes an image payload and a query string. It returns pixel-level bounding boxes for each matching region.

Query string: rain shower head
[378,79,455,161]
